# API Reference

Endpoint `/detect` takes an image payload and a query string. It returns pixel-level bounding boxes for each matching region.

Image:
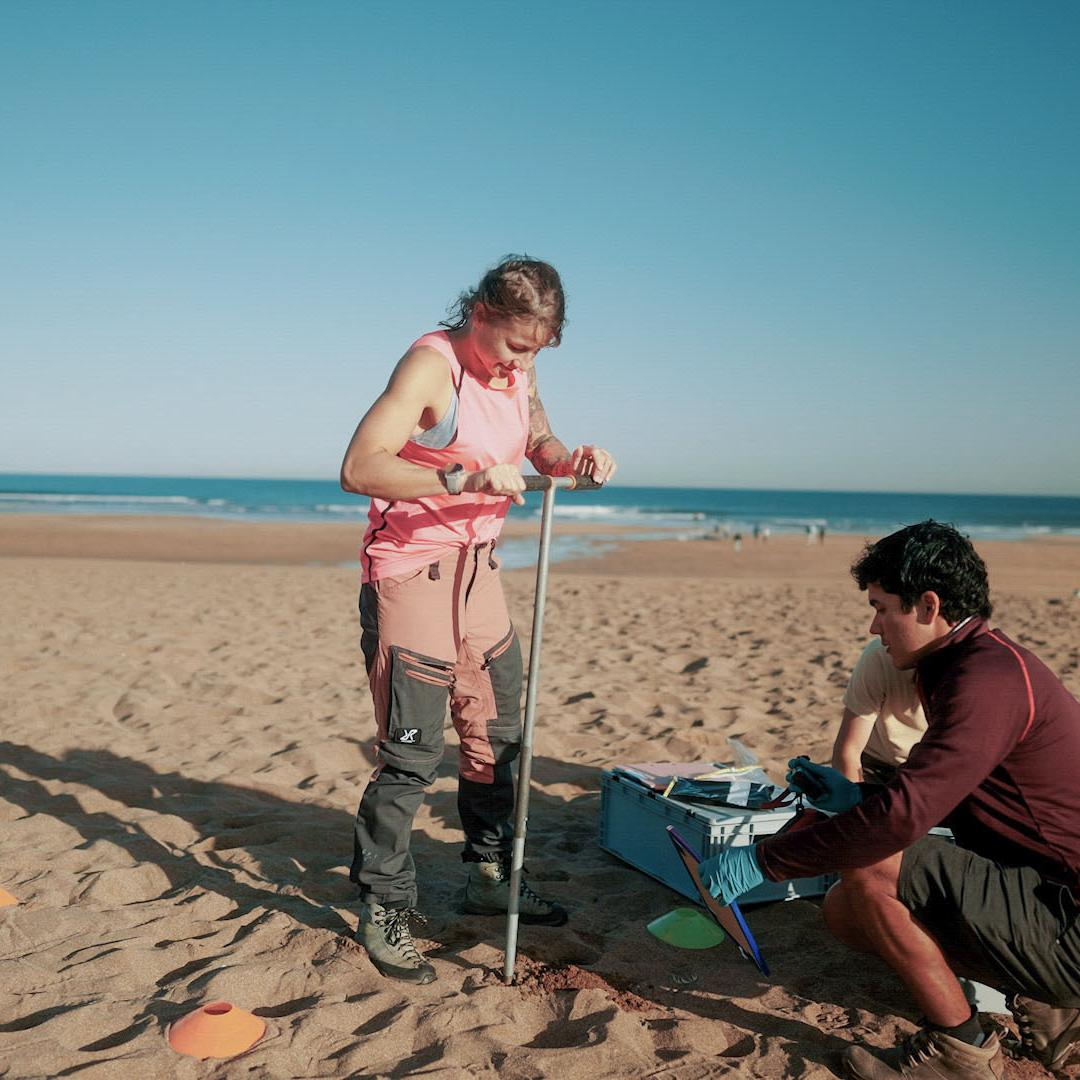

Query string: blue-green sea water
[3,474,1078,568]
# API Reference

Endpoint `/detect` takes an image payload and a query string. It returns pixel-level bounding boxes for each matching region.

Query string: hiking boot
[843,1027,1004,1080]
[1006,993,1080,1069]
[462,860,568,926]
[356,901,436,984]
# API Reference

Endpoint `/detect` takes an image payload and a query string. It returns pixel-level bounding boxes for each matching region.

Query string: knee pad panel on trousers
[484,630,523,766]
[377,645,452,781]
[485,731,522,767]
[483,630,523,730]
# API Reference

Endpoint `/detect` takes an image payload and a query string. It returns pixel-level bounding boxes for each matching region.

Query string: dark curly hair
[851,520,992,622]
[440,255,566,346]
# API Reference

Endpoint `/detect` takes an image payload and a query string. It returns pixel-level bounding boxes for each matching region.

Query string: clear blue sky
[3,2,1078,494]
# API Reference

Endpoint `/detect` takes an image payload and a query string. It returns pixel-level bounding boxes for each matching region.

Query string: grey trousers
[350,547,524,907]
[900,837,1080,1006]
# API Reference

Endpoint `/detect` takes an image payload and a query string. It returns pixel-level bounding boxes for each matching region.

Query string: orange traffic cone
[0,888,17,908]
[167,1001,265,1060]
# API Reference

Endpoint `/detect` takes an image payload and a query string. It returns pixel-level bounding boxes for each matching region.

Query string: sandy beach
[2,515,1079,1079]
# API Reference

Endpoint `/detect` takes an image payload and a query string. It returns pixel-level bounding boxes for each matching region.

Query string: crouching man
[701,521,1080,1079]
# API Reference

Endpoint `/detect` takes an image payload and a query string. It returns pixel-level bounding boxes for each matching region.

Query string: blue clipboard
[666,825,770,976]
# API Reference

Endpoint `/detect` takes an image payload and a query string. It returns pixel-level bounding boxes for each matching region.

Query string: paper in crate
[613,760,772,792]
[599,768,837,905]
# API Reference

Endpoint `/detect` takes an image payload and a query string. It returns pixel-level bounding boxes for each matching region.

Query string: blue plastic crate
[599,769,837,904]
[599,771,1009,1011]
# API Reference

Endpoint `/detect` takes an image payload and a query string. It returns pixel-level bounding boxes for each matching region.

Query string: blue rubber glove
[697,845,765,906]
[786,756,862,813]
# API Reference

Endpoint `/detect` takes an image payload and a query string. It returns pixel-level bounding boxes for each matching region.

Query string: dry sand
[1,516,1079,1078]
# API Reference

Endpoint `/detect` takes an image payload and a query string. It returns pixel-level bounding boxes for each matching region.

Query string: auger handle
[522,474,602,492]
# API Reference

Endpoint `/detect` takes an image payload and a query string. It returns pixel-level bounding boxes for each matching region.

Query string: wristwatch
[440,464,466,495]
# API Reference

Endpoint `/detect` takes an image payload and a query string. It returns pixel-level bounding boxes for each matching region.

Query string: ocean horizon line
[1,471,1077,502]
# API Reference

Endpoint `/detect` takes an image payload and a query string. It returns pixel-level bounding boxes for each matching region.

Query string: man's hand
[465,463,527,505]
[569,445,617,483]
[786,757,862,813]
[697,845,765,906]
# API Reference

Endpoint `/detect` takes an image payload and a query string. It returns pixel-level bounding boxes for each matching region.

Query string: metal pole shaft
[503,481,559,984]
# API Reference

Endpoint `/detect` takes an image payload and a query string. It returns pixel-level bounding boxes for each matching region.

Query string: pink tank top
[361,331,529,582]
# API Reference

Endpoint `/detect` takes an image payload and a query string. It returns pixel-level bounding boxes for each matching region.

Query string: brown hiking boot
[462,860,568,926]
[1007,994,1080,1069]
[356,901,436,985]
[843,1028,1004,1080]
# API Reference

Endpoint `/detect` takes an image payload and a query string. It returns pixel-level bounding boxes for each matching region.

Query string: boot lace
[1015,1014,1037,1055]
[382,907,427,964]
[897,1031,941,1073]
[1006,994,1039,1057]
[494,862,551,910]
[519,877,548,907]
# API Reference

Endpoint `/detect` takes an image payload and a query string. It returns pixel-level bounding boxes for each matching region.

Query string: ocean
[3,473,1078,569]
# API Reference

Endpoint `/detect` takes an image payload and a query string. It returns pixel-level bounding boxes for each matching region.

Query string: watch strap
[441,464,466,495]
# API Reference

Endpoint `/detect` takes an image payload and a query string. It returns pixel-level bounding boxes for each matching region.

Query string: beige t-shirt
[843,639,928,766]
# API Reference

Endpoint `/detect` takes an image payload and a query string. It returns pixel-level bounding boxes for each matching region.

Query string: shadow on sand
[0,740,906,1073]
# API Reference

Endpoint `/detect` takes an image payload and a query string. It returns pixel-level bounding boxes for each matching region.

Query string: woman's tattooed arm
[524,365,574,475]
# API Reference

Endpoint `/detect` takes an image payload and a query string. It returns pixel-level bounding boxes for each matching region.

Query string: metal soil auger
[504,472,601,985]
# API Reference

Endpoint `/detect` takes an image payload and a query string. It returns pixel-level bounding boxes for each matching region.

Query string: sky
[2,2,1078,495]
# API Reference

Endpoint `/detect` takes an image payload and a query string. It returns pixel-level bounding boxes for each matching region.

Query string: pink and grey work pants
[350,542,523,906]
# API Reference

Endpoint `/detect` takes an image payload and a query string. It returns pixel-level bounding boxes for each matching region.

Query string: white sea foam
[545,504,710,528]
[0,493,197,505]
[550,504,623,518]
[314,503,367,515]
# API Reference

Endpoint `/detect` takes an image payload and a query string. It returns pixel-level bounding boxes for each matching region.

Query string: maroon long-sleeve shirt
[757,619,1080,901]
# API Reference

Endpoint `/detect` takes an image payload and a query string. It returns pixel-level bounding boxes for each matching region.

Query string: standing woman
[340,256,616,984]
